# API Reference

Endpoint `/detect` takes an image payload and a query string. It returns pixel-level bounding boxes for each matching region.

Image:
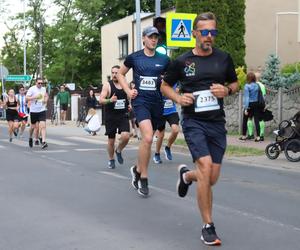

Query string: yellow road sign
[166,13,197,48]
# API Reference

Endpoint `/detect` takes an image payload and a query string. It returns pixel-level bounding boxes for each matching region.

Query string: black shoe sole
[137,189,149,197]
[200,235,222,246]
[130,166,139,190]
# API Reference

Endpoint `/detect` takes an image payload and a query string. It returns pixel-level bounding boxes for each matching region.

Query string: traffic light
[153,17,167,55]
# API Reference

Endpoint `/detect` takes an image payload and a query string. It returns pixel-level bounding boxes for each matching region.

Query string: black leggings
[242,102,261,137]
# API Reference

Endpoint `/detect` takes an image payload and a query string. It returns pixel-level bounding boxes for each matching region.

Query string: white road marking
[40,155,76,166]
[66,136,107,145]
[98,171,128,180]
[0,139,28,147]
[47,138,77,146]
[97,170,300,233]
[32,150,68,153]
[75,148,106,152]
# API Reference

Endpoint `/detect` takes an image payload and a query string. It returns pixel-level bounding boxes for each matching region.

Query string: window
[119,35,128,59]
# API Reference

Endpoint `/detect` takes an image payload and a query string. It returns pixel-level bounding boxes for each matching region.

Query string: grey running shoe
[138,178,149,197]
[9,137,12,142]
[201,223,222,246]
[115,150,124,164]
[108,159,116,169]
[177,164,192,198]
[130,165,140,189]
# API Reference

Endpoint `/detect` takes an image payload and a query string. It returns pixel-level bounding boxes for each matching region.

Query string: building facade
[101,1,300,84]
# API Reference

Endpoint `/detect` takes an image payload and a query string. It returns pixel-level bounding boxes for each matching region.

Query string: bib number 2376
[193,90,220,112]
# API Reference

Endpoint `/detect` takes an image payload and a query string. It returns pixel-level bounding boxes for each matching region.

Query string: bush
[281,62,300,75]
[235,66,246,90]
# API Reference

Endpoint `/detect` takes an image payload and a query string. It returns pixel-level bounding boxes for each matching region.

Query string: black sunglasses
[197,29,218,37]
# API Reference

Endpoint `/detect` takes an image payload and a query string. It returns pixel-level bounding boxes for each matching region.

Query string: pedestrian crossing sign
[166,13,197,48]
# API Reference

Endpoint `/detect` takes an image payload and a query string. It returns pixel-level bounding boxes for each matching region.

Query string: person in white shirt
[26,78,49,149]
[84,108,101,135]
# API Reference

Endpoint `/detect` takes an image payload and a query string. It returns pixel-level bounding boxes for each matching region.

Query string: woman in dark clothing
[86,89,97,110]
[3,89,20,142]
[239,72,263,142]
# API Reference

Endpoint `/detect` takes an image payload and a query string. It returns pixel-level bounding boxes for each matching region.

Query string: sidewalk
[1,120,299,172]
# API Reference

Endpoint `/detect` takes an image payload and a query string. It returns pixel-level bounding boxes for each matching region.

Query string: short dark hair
[112,65,120,70]
[246,72,256,83]
[19,85,25,90]
[193,12,217,30]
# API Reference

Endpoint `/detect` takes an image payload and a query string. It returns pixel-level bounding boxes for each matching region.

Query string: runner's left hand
[210,83,228,98]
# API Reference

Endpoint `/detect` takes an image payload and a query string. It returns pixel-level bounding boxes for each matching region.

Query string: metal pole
[135,0,141,51]
[39,20,43,78]
[155,0,161,17]
[0,64,4,94]
[23,0,27,85]
[278,87,283,122]
[238,91,243,134]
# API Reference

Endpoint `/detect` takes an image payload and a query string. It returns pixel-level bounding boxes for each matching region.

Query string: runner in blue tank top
[153,84,180,164]
[118,26,170,197]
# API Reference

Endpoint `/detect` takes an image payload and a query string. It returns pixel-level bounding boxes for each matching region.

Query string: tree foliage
[174,0,245,67]
[261,53,282,89]
[1,0,175,88]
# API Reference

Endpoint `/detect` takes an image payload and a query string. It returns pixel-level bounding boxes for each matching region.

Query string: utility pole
[135,0,141,51]
[155,0,161,17]
[39,19,43,78]
[23,0,27,85]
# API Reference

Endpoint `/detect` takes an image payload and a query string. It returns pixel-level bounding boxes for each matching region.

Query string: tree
[1,0,175,88]
[260,53,282,89]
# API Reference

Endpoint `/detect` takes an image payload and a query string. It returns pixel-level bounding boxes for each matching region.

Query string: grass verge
[174,138,265,157]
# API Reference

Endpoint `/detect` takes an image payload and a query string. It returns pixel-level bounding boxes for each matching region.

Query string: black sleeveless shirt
[7,97,18,108]
[105,80,129,118]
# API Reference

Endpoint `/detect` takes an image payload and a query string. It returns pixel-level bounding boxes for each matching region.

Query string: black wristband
[227,86,233,96]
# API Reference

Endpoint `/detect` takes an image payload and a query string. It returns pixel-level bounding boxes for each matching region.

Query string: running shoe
[29,138,33,148]
[39,137,43,144]
[115,150,124,164]
[9,137,12,142]
[177,164,192,198]
[201,223,222,246]
[138,177,149,196]
[130,165,140,189]
[153,153,162,164]
[164,146,172,161]
[108,159,116,169]
[35,140,39,146]
[13,129,18,137]
[41,142,48,149]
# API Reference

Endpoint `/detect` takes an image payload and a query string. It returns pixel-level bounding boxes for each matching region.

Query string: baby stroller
[265,111,300,162]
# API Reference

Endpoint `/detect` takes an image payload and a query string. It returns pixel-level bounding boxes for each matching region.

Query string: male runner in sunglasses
[161,12,239,246]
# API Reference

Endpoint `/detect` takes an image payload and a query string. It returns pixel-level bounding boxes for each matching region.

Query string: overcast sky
[0,0,58,48]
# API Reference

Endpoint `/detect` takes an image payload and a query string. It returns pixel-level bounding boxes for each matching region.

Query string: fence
[224,85,300,135]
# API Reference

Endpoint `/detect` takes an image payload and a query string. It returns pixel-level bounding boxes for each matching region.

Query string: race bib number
[193,90,220,112]
[164,99,174,109]
[139,76,157,91]
[114,99,125,110]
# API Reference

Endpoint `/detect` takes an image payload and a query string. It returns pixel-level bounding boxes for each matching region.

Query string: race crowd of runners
[0,12,240,246]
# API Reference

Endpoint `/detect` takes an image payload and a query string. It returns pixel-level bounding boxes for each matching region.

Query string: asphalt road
[0,123,300,250]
